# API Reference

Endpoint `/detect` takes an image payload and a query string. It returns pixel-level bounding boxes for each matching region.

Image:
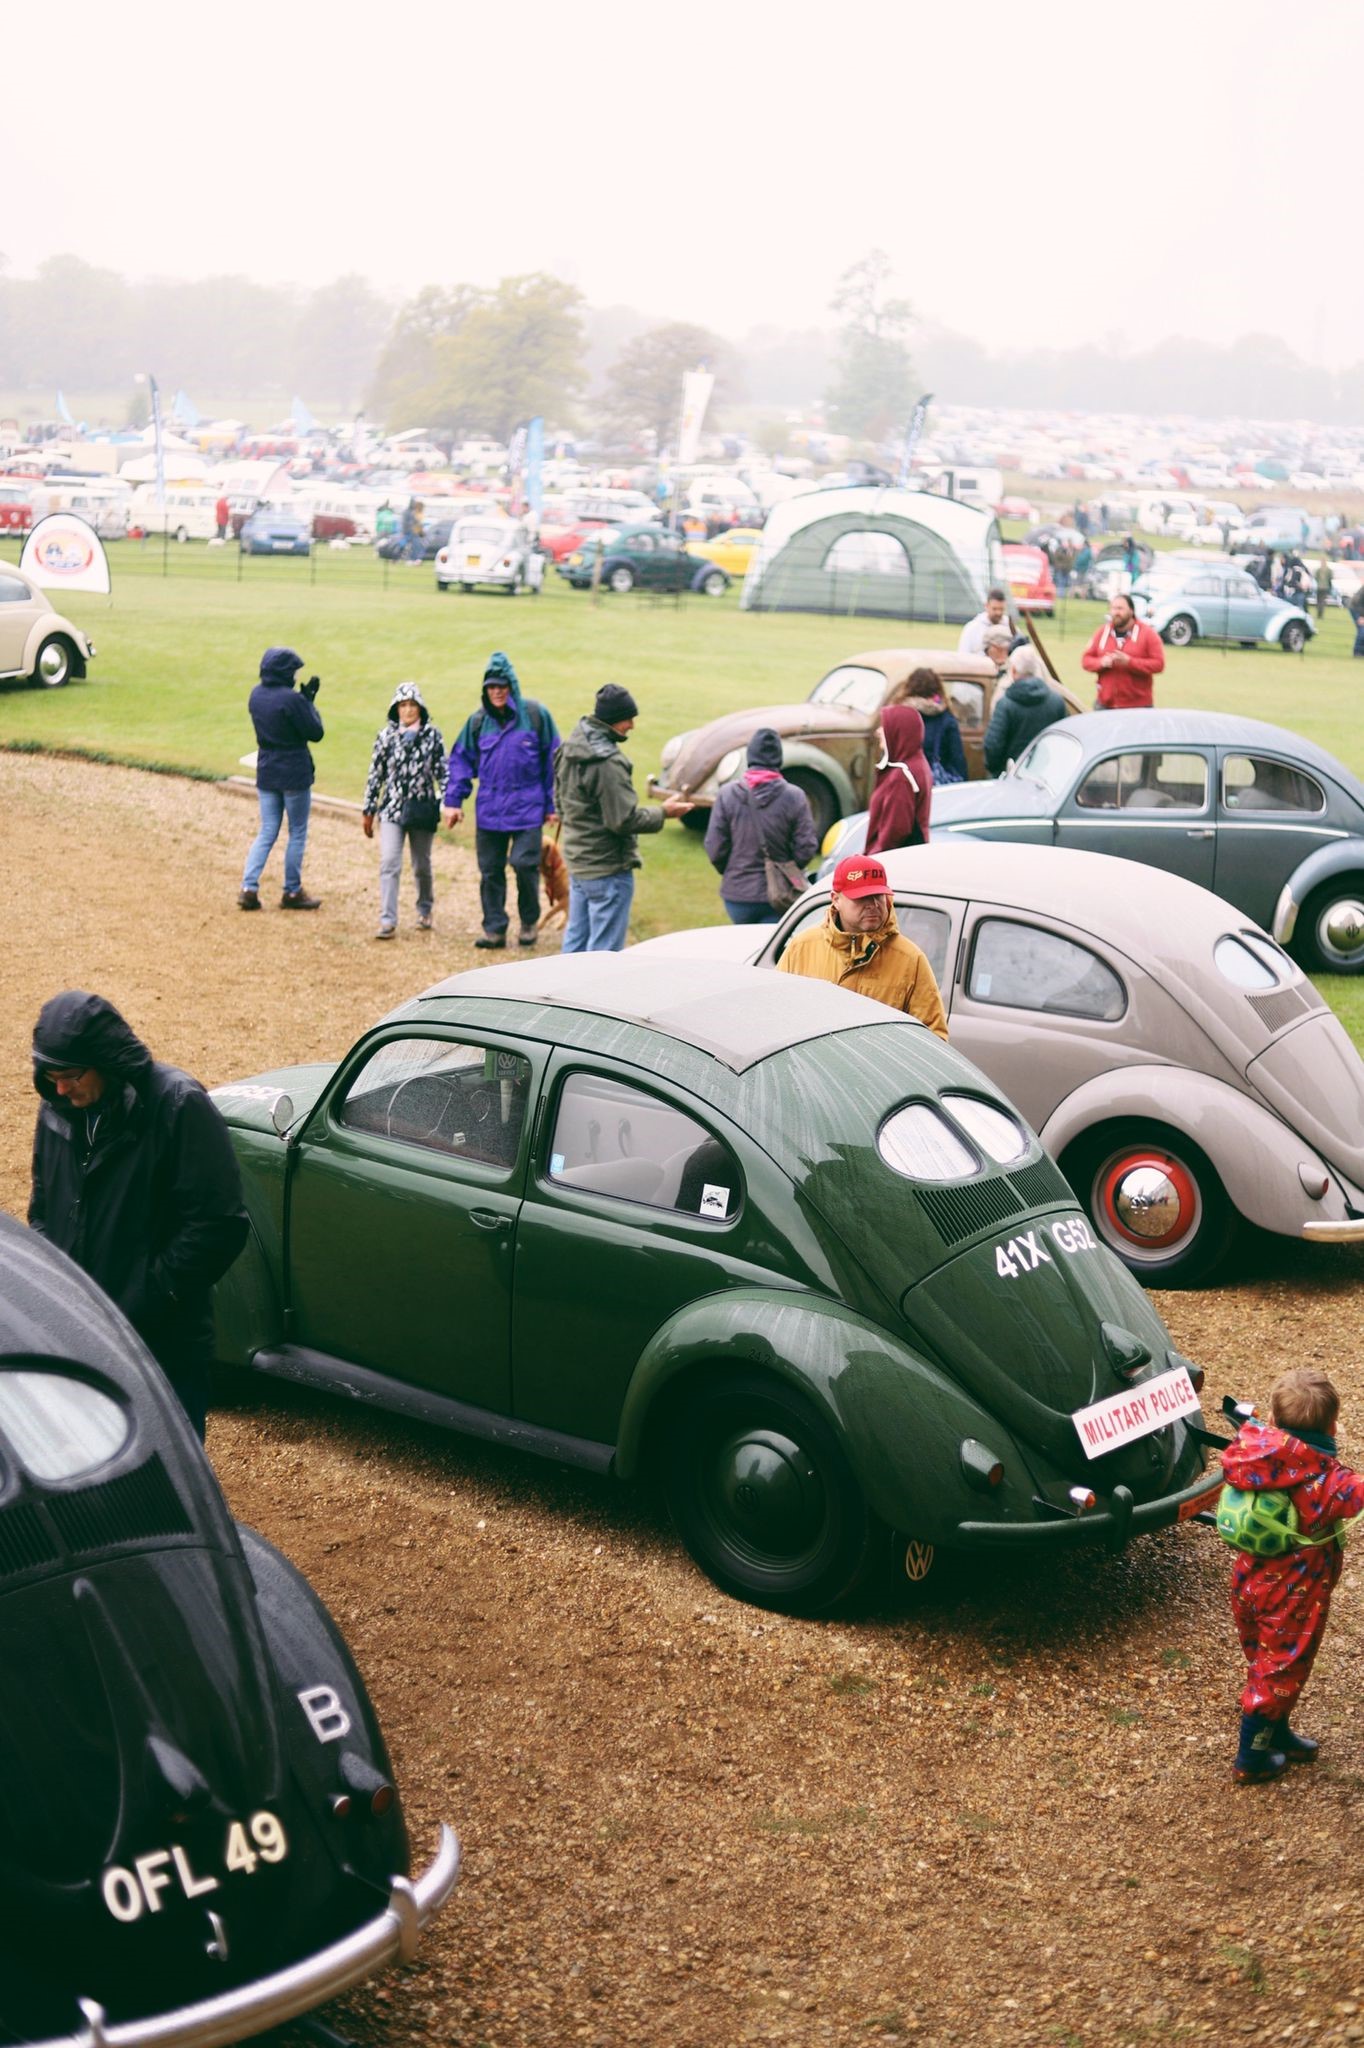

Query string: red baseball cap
[832,854,889,899]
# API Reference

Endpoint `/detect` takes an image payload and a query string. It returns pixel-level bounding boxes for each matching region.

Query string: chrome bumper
[1302,1218,1364,1243]
[49,1824,460,2048]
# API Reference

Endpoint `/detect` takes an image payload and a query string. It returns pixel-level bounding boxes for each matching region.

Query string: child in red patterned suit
[1222,1368,1364,1783]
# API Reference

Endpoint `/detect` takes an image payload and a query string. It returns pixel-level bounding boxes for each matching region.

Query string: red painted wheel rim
[1095,1149,1201,1255]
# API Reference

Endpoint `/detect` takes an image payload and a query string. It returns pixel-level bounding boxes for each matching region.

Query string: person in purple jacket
[442,652,560,948]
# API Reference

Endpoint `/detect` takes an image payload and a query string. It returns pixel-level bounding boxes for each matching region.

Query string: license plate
[467,555,481,567]
[272,540,293,550]
[1072,1367,1200,1460]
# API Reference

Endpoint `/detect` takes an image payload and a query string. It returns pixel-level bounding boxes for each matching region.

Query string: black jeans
[476,826,542,934]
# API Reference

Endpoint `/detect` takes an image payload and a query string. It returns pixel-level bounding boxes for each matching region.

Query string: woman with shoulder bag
[703,728,820,925]
[361,681,447,939]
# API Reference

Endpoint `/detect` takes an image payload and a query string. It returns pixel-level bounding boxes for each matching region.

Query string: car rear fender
[1267,606,1314,643]
[612,1287,1037,1539]
[774,742,858,816]
[1272,843,1364,942]
[1039,1065,1352,1238]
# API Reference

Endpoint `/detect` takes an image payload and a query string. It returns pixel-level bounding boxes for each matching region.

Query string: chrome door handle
[1186,829,1214,839]
[470,1209,511,1231]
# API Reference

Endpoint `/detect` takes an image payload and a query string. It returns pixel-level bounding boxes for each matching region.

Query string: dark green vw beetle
[211,957,1219,1614]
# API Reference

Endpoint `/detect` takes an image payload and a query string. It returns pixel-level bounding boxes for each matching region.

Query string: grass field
[3,534,1363,1026]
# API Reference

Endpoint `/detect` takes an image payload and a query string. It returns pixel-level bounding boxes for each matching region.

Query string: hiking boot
[375,924,396,941]
[1278,1725,1319,1764]
[417,913,433,931]
[238,889,261,911]
[280,889,321,910]
[474,933,507,950]
[1232,1712,1288,1785]
[518,925,539,946]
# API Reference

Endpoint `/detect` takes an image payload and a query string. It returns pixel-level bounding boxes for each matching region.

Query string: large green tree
[598,321,736,451]
[368,274,585,438]
[826,250,915,443]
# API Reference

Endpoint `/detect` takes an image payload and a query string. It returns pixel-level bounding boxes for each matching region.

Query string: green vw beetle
[210,957,1218,1614]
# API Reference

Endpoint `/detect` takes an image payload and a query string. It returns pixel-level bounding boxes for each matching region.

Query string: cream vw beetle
[636,841,1364,1285]
[0,560,96,688]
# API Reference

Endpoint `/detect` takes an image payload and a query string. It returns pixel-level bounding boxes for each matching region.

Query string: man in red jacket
[1081,592,1165,709]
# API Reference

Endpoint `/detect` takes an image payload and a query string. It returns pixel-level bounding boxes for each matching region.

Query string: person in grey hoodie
[704,729,819,923]
[554,683,692,952]
[983,646,1067,776]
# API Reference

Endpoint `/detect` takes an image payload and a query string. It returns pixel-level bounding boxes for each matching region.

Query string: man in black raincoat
[28,992,248,1439]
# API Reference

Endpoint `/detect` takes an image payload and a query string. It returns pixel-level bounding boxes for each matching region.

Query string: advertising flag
[148,377,166,522]
[524,417,544,521]
[898,393,934,486]
[677,368,715,467]
[56,391,74,426]
[21,513,112,595]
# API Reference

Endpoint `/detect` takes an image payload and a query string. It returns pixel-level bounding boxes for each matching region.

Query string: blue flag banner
[898,393,934,486]
[172,390,202,430]
[292,396,318,438]
[56,391,74,426]
[525,417,544,521]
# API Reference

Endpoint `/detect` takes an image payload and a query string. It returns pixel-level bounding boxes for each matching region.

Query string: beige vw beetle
[0,560,96,687]
[634,840,1364,1286]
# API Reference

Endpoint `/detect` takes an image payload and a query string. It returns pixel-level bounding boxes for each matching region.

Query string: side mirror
[270,1092,295,1138]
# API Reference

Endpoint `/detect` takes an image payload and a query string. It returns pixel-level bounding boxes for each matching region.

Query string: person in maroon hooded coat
[864,704,932,857]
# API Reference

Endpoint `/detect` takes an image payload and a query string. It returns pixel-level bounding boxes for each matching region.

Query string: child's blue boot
[1277,1724,1319,1764]
[1232,1712,1288,1784]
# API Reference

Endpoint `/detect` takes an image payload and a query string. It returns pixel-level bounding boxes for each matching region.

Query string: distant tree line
[3,250,1363,435]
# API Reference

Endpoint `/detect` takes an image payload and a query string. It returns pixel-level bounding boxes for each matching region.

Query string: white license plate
[466,555,481,567]
[1072,1367,1200,1460]
[272,540,293,550]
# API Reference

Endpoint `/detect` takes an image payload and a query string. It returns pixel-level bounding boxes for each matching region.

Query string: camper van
[127,485,222,541]
[46,478,131,539]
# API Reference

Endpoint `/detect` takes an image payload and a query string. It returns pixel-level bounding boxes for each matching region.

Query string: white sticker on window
[551,1152,565,1175]
[699,1183,730,1218]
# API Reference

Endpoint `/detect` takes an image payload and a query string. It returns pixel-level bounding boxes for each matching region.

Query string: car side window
[1075,751,1208,812]
[946,679,985,727]
[772,897,952,982]
[966,918,1126,1022]
[1221,754,1325,814]
[337,1036,532,1170]
[630,532,655,552]
[547,1072,739,1219]
[0,572,31,603]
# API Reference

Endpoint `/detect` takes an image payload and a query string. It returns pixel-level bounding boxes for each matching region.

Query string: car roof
[1049,710,1354,786]
[874,840,1265,958]
[829,648,1000,684]
[416,955,906,1072]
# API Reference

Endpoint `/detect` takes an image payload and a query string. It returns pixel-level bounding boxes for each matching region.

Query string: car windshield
[807,665,886,716]
[458,524,509,544]
[1013,728,1081,796]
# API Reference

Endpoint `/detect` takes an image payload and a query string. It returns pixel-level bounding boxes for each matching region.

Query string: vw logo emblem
[903,1540,935,1583]
[734,1483,759,1514]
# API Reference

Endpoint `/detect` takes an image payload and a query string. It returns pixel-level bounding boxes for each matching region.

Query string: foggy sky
[9,0,1357,367]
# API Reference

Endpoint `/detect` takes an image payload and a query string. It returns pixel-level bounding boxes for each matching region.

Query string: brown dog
[538,835,571,934]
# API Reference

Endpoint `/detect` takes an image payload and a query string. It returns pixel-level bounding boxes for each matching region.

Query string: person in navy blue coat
[239,646,325,910]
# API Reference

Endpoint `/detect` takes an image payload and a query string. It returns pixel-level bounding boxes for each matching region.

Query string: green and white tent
[740,486,1004,624]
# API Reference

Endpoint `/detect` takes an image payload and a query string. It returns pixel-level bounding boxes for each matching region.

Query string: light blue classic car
[821,711,1364,974]
[1132,554,1313,652]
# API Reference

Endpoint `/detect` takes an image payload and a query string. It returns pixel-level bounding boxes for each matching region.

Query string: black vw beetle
[0,1214,458,2046]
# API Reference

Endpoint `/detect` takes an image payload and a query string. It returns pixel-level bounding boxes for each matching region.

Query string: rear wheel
[785,768,838,843]
[174,525,189,544]
[1280,621,1307,654]
[608,565,635,593]
[1297,879,1364,973]
[700,569,728,598]
[1063,1122,1237,1287]
[662,1372,876,1613]
[1164,614,1196,647]
[32,636,74,688]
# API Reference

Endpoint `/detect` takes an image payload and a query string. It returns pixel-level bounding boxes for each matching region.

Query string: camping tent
[740,487,1003,624]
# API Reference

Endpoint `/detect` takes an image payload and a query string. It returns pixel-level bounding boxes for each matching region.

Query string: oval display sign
[20,513,111,594]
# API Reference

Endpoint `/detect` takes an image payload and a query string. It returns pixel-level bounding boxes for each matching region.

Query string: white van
[128,485,222,541]
[46,479,131,539]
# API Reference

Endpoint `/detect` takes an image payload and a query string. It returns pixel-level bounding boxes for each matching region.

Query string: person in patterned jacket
[362,682,447,939]
[1221,1367,1364,1782]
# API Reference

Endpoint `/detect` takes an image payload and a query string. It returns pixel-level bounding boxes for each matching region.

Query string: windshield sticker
[700,1184,731,1218]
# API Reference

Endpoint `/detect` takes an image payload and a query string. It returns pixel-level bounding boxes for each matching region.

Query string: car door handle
[1186,828,1214,839]
[470,1209,512,1232]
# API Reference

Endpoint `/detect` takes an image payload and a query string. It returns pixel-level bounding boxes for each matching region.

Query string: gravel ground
[7,752,1364,2048]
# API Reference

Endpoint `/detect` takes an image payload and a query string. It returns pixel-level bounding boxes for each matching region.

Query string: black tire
[1164,614,1196,647]
[1280,621,1307,654]
[436,580,449,594]
[700,569,728,598]
[785,767,838,843]
[608,565,635,594]
[32,636,73,688]
[174,525,189,544]
[661,1371,877,1614]
[1295,879,1364,974]
[1062,1121,1237,1288]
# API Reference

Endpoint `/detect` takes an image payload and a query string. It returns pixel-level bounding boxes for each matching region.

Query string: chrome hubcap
[1320,900,1364,961]
[1113,1166,1182,1242]
[1096,1148,1202,1261]
[38,644,67,682]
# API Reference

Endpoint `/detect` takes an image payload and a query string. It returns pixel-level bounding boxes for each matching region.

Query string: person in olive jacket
[983,646,1068,776]
[704,728,819,923]
[29,991,249,1440]
[554,683,692,951]
[240,645,325,910]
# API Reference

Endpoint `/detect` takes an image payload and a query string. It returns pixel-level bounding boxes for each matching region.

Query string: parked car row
[556,524,731,598]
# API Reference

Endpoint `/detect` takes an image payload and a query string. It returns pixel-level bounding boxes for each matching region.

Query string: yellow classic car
[686,526,764,579]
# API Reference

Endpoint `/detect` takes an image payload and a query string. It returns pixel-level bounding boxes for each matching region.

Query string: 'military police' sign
[1072,1367,1201,1460]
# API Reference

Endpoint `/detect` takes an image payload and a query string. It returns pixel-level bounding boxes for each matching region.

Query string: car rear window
[0,1371,128,1481]
[1221,755,1324,814]
[967,918,1126,1023]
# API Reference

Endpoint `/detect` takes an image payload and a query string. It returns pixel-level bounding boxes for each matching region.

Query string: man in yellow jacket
[777,854,949,1040]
